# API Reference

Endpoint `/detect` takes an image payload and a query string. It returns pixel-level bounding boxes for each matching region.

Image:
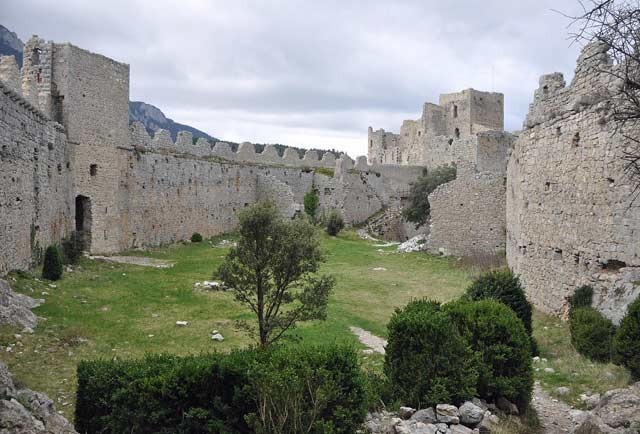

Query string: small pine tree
[42,245,64,281]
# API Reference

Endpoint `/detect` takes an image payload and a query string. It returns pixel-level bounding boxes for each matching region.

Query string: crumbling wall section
[507,42,640,321]
[427,162,506,256]
[0,81,72,274]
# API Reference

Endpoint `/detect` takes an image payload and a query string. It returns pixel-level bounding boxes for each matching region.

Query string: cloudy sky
[3,0,585,156]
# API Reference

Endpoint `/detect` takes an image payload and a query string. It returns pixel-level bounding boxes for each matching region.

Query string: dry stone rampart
[0,80,72,274]
[507,42,640,321]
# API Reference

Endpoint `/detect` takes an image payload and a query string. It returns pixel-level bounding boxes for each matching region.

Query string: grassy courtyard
[0,231,631,422]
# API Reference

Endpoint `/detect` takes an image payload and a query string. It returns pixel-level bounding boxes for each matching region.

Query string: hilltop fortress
[0,35,638,321]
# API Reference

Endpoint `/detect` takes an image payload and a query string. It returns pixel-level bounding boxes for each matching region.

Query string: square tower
[439,89,504,139]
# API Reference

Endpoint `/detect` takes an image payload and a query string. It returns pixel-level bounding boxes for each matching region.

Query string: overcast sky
[3,0,585,156]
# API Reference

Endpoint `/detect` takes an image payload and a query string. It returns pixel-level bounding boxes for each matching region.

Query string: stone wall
[507,42,640,322]
[426,162,506,257]
[0,81,72,274]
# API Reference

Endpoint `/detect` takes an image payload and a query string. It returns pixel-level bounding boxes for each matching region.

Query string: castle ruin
[0,35,423,274]
[1,34,638,322]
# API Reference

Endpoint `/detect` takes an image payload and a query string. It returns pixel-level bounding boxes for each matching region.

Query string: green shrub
[247,345,367,434]
[42,245,63,281]
[465,269,532,334]
[75,345,366,434]
[384,299,477,408]
[61,231,84,264]
[613,296,640,379]
[465,269,537,355]
[304,188,319,222]
[570,307,616,362]
[325,211,345,236]
[445,299,534,408]
[568,285,594,312]
[190,233,203,243]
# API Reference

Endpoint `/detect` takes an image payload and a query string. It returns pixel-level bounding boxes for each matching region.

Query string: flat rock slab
[90,255,174,269]
[350,326,387,355]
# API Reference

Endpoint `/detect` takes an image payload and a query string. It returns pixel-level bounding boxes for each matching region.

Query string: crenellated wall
[132,123,337,169]
[507,42,640,322]
[0,80,72,274]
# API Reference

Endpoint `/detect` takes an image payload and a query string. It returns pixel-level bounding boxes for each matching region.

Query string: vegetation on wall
[218,202,335,347]
[403,165,457,227]
[304,187,320,223]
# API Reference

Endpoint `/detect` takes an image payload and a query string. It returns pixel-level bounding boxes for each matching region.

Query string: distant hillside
[0,24,23,65]
[129,101,216,141]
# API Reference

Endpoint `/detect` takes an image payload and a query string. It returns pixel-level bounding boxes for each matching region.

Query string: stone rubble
[364,400,498,434]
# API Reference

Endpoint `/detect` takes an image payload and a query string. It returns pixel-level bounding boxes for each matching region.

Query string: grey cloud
[3,0,586,155]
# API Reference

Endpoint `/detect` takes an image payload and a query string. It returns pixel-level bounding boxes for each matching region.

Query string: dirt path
[89,255,174,268]
[532,383,586,433]
[349,326,387,354]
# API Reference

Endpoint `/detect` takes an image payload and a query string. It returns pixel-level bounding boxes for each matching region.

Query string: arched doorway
[75,195,92,251]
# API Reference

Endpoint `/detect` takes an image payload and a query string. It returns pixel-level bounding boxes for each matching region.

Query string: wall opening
[454,128,460,138]
[453,105,458,118]
[573,132,580,147]
[601,259,627,272]
[75,195,92,251]
[90,164,97,176]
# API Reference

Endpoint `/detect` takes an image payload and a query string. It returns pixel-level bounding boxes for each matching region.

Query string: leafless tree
[562,1,640,191]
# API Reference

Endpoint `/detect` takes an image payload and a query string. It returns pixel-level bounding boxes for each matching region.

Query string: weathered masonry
[507,42,640,323]
[367,90,514,255]
[0,35,422,274]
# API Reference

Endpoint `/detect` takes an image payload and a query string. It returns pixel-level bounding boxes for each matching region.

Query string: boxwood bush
[190,232,203,243]
[465,269,537,355]
[384,299,477,408]
[76,345,366,434]
[613,295,640,380]
[569,307,616,362]
[445,299,534,408]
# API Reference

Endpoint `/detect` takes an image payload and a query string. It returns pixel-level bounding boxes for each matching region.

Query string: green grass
[0,230,633,423]
[532,310,630,408]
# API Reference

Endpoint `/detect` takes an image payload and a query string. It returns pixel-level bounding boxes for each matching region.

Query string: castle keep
[1,34,638,322]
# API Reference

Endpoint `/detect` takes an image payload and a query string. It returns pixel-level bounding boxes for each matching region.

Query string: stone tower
[19,36,130,254]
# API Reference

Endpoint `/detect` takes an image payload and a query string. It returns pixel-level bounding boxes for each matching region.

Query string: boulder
[580,393,601,410]
[0,278,41,329]
[411,408,437,424]
[450,424,474,434]
[436,404,459,424]
[458,401,484,426]
[573,414,620,434]
[593,382,640,429]
[399,406,416,419]
[496,397,518,415]
[0,362,78,433]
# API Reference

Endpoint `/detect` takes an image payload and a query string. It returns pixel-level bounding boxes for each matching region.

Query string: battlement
[130,122,339,168]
